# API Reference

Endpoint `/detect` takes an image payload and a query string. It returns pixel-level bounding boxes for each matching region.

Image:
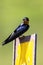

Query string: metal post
[12,34,37,65]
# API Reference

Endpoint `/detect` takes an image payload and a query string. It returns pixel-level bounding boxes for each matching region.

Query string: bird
[2,17,30,46]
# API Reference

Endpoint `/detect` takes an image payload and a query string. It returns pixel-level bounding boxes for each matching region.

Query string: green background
[0,0,43,65]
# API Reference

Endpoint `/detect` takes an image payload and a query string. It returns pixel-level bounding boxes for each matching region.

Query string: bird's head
[23,17,29,25]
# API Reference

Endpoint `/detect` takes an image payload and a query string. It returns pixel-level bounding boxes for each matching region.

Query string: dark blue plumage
[2,17,30,46]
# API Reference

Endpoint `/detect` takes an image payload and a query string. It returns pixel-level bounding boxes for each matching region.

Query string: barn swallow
[2,17,30,46]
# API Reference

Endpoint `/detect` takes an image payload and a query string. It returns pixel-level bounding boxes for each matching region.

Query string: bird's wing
[14,25,21,32]
[16,25,28,34]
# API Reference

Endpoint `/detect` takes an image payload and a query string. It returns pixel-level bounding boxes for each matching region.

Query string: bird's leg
[19,35,26,39]
[22,35,26,37]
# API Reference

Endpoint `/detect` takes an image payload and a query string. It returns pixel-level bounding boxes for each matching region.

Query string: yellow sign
[13,34,37,65]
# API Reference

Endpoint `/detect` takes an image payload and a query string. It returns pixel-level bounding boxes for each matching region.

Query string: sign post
[12,34,37,65]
